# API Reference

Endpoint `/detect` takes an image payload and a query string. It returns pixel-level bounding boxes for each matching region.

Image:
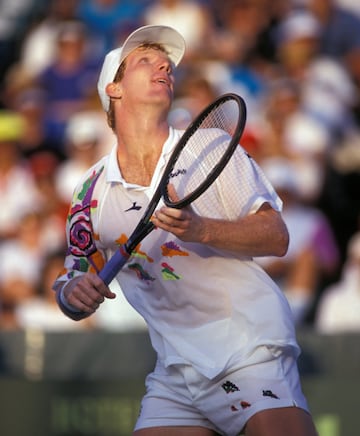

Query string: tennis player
[53,25,318,436]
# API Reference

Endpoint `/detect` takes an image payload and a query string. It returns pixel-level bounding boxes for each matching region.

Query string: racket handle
[98,246,130,285]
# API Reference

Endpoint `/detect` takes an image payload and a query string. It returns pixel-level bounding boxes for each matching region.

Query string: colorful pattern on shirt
[161,262,181,280]
[65,166,106,278]
[161,241,189,258]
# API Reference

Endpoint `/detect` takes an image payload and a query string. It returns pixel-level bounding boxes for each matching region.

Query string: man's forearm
[201,205,289,257]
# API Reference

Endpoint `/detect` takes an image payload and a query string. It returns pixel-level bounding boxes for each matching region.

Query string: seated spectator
[257,157,340,325]
[77,0,146,56]
[55,110,110,203]
[19,0,79,77]
[254,77,302,162]
[28,150,68,253]
[315,231,360,333]
[0,211,49,329]
[306,0,360,84]
[281,111,332,203]
[0,0,37,83]
[0,110,41,240]
[143,0,214,61]
[34,20,101,152]
[189,0,274,116]
[274,9,322,81]
[301,57,358,141]
[12,87,65,160]
[16,249,94,330]
[170,73,219,129]
[335,0,360,16]
[280,1,360,130]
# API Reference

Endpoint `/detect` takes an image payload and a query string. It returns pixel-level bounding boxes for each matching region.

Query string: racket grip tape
[98,246,130,285]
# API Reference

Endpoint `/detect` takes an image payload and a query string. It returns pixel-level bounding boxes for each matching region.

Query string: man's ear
[106,82,122,100]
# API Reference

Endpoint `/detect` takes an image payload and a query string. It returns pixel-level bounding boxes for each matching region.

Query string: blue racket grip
[98,246,130,285]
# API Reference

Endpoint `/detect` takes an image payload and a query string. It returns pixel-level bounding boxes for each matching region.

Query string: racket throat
[126,221,155,254]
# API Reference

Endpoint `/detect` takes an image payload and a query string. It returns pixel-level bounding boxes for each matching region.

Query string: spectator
[306,0,360,75]
[257,157,340,325]
[16,249,94,330]
[301,57,358,141]
[0,211,50,329]
[170,73,219,129]
[281,111,332,202]
[315,230,360,333]
[303,0,360,127]
[254,77,302,162]
[211,0,276,71]
[12,86,65,160]
[252,76,331,202]
[34,20,101,151]
[193,0,287,126]
[55,110,108,203]
[77,0,146,57]
[28,150,68,253]
[270,7,360,253]
[336,0,360,17]
[274,9,322,81]
[317,128,360,269]
[0,110,41,240]
[0,0,39,84]
[19,0,79,77]
[143,0,213,60]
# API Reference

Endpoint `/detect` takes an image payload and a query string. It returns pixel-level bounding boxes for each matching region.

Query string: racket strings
[168,100,239,202]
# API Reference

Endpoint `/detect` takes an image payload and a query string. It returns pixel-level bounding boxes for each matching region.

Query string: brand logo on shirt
[125,202,142,212]
[262,390,279,399]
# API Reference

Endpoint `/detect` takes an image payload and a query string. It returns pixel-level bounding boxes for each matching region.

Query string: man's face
[119,46,175,109]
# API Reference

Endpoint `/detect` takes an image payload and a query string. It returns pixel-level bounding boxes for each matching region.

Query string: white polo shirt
[54,127,299,379]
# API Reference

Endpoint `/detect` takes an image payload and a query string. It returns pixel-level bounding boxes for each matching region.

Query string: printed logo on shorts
[221,380,252,412]
[222,380,240,393]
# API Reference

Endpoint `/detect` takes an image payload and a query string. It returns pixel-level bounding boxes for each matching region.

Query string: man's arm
[152,202,289,258]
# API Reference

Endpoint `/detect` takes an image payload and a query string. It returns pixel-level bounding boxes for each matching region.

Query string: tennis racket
[98,93,247,285]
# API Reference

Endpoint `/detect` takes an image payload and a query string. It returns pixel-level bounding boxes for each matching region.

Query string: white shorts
[134,346,310,435]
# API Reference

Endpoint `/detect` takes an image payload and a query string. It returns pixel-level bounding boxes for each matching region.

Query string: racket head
[161,93,247,208]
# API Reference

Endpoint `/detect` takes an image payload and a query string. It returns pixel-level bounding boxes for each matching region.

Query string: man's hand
[152,184,205,242]
[62,273,117,315]
[152,204,204,243]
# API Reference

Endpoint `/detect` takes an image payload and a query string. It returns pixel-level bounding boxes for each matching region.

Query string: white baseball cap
[66,111,104,148]
[277,11,320,44]
[97,25,186,111]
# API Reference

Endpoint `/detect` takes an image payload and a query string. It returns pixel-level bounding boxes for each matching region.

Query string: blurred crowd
[0,0,359,333]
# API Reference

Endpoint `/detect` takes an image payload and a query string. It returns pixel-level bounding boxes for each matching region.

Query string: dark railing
[0,329,359,436]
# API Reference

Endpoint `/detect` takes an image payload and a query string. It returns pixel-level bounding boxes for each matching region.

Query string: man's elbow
[275,226,289,257]
[263,208,289,257]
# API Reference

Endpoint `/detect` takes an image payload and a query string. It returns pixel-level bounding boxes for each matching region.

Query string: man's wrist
[58,285,83,313]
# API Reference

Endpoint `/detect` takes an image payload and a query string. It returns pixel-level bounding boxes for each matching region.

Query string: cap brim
[121,25,185,67]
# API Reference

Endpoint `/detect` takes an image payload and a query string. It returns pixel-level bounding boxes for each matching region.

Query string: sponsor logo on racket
[169,168,187,178]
